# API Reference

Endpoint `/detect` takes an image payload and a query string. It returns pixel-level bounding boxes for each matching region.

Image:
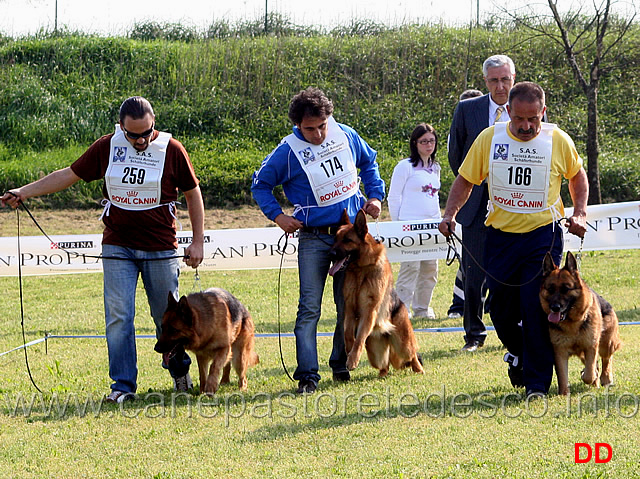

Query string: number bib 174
[285,116,358,207]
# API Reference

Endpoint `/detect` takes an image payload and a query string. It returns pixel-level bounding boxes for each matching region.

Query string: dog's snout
[550,304,562,313]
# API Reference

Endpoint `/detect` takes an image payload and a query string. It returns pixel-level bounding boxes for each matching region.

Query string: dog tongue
[548,311,562,323]
[329,257,347,277]
[162,352,172,367]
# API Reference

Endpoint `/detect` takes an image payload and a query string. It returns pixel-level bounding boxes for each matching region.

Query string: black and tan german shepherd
[540,252,621,395]
[154,288,259,394]
[329,209,424,377]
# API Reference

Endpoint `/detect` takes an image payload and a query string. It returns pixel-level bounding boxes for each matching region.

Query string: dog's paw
[581,369,599,386]
[346,354,359,371]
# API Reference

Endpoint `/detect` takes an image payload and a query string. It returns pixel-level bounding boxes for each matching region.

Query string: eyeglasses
[123,124,155,140]
[417,139,436,145]
[486,76,514,85]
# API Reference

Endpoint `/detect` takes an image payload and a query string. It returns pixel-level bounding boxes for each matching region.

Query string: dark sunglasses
[123,123,154,140]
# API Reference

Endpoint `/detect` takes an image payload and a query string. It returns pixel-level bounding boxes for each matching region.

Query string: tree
[505,0,636,204]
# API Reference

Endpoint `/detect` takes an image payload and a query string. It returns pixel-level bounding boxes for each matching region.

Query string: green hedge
[0,23,639,208]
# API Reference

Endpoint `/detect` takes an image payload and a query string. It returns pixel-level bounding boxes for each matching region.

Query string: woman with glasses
[387,123,441,320]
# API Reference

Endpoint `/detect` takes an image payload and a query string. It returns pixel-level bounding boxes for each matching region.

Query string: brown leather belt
[301,225,341,236]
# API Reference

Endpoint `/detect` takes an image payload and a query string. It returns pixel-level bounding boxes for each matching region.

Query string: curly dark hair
[288,87,334,124]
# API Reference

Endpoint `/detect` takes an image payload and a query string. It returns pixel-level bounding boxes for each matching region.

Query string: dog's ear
[166,292,178,310]
[353,209,368,239]
[564,251,578,274]
[177,295,193,326]
[339,208,351,226]
[542,252,557,277]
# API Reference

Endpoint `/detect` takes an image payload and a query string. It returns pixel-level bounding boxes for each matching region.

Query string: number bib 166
[285,116,358,207]
[105,125,171,211]
[489,122,554,213]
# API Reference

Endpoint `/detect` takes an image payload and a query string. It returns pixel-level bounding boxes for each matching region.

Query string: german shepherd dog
[540,251,621,395]
[154,288,259,394]
[328,209,424,377]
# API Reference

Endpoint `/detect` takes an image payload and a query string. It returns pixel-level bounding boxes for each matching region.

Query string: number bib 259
[105,125,171,210]
[489,122,555,214]
[285,116,358,207]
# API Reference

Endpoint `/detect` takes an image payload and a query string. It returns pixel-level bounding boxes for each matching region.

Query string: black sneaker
[332,371,351,382]
[296,380,317,394]
[526,389,546,400]
[503,352,524,388]
[105,390,135,404]
[461,339,484,352]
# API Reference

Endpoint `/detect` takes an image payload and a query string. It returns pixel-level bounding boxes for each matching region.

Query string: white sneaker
[426,307,436,320]
[173,373,193,392]
[448,312,462,319]
[105,390,135,404]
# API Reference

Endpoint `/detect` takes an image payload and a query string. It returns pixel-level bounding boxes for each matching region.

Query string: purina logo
[402,223,439,232]
[493,143,509,160]
[334,180,344,188]
[511,192,524,199]
[127,191,139,198]
[113,146,127,162]
[177,236,211,245]
[50,241,95,249]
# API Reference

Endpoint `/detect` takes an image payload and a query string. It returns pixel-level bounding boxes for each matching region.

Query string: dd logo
[574,443,613,463]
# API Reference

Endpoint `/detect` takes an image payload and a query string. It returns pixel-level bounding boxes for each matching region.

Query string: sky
[2,1,630,38]
[1,0,514,36]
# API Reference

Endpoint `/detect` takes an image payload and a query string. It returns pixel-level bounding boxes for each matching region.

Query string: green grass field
[1,247,639,478]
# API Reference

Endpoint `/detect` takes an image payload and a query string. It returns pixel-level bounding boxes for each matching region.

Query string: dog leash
[14,207,44,393]
[444,217,572,288]
[275,232,295,382]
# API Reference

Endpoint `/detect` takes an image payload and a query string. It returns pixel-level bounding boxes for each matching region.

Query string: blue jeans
[293,232,348,385]
[102,244,191,393]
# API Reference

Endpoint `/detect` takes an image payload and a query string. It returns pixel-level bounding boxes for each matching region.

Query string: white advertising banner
[0,201,638,276]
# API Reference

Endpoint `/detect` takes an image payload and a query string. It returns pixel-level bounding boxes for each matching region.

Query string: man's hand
[566,213,587,238]
[438,216,457,238]
[184,241,204,269]
[362,198,382,219]
[1,190,23,209]
[274,213,303,233]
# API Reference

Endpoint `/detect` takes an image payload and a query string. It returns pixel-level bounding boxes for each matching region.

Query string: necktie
[495,106,504,123]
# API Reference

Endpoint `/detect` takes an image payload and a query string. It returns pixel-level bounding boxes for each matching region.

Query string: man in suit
[448,54,516,352]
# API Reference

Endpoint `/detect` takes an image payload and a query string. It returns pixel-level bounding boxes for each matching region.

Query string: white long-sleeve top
[387,158,441,221]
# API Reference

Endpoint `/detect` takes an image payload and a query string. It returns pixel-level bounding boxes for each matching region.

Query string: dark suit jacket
[448,94,491,228]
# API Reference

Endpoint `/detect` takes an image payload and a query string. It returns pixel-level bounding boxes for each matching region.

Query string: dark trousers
[461,224,488,343]
[447,266,465,315]
[485,224,563,393]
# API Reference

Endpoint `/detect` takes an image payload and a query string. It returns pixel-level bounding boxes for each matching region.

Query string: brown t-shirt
[71,132,199,250]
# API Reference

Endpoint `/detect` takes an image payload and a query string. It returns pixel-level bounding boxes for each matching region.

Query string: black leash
[276,232,295,382]
[444,217,570,288]
[15,207,43,393]
[5,193,190,393]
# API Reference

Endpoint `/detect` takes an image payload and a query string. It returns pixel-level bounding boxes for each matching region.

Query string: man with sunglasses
[1,96,205,403]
